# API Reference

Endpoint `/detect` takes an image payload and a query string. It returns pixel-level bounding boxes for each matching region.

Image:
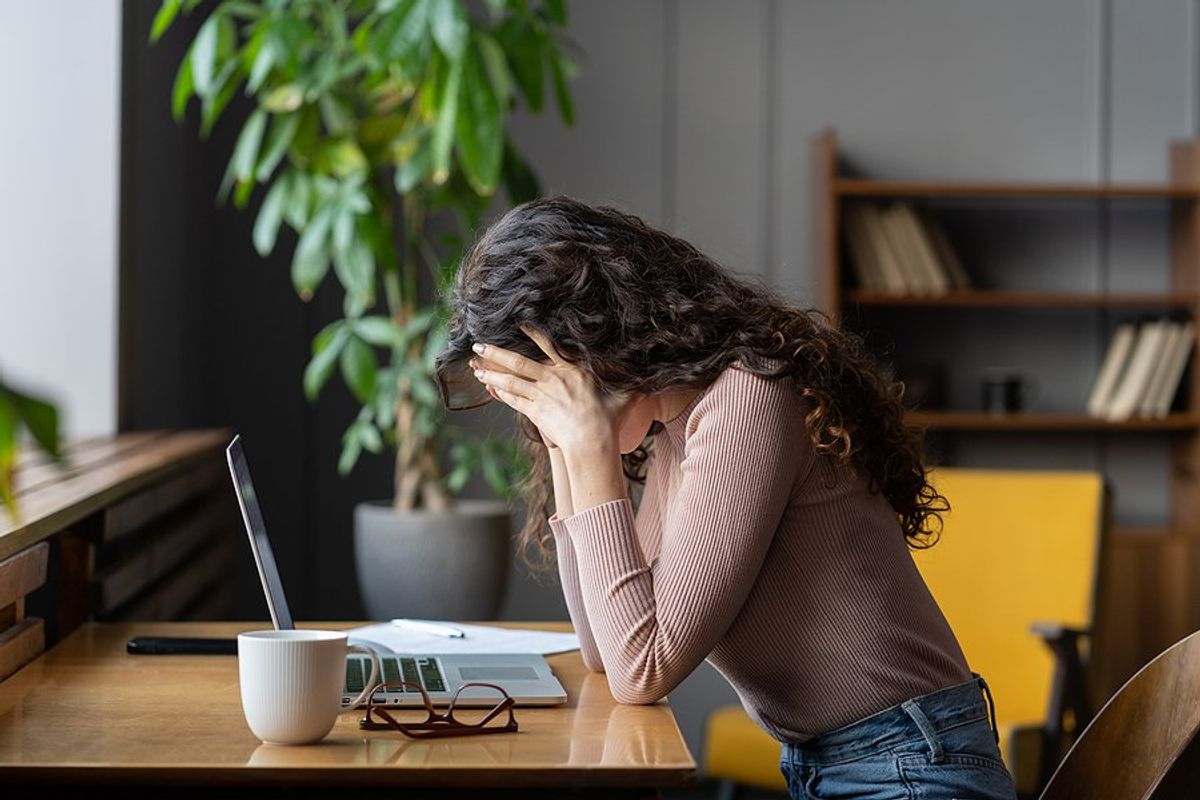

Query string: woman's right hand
[484,383,558,448]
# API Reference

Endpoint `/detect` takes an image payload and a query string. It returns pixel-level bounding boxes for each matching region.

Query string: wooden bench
[0,430,236,680]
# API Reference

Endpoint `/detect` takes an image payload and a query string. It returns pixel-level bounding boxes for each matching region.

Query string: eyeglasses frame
[358,680,518,739]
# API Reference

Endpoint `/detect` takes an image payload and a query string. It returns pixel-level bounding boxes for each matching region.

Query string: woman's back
[630,362,971,742]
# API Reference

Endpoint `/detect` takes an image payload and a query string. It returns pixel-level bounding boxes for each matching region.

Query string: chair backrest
[912,468,1105,728]
[1039,628,1200,799]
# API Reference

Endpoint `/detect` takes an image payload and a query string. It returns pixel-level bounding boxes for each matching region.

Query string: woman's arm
[547,446,607,672]
[557,370,803,704]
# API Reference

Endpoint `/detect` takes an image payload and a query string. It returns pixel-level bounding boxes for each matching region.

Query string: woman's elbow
[608,677,667,705]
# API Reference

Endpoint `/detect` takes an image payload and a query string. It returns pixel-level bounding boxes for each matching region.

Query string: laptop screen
[226,435,294,630]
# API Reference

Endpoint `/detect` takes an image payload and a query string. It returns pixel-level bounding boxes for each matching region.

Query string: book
[1086,323,1137,417]
[917,208,972,290]
[879,204,931,293]
[860,204,909,293]
[1151,321,1195,417]
[842,205,884,291]
[1106,320,1169,421]
[1139,322,1183,418]
[893,203,950,294]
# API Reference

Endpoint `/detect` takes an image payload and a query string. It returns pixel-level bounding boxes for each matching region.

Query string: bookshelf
[812,127,1200,699]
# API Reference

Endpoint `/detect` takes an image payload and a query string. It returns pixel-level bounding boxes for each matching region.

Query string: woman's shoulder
[683,355,801,431]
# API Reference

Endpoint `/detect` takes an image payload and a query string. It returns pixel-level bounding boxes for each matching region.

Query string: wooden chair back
[1040,628,1200,799]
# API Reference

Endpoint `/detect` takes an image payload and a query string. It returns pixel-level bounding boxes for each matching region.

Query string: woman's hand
[469,323,626,457]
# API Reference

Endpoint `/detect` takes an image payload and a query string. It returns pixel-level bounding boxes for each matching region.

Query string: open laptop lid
[226,435,294,631]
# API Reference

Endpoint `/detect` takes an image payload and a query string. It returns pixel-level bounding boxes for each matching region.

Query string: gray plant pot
[353,499,511,621]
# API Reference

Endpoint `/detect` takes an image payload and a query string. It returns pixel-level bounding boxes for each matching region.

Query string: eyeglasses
[358,681,518,739]
[435,355,493,411]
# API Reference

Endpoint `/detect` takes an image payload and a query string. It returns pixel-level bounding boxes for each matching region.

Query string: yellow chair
[703,467,1106,799]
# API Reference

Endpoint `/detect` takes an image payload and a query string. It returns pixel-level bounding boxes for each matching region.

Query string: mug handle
[344,644,381,709]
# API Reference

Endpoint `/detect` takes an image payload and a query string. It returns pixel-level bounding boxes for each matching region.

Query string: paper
[346,621,580,656]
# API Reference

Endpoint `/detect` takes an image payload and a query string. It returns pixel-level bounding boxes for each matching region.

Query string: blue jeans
[779,675,1017,799]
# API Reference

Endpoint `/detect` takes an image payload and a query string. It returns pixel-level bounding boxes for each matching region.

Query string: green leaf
[283,171,312,227]
[549,50,574,126]
[318,94,354,136]
[333,207,354,255]
[475,31,512,105]
[256,112,299,181]
[232,109,268,181]
[340,335,378,404]
[338,432,362,475]
[151,0,184,43]
[200,60,241,136]
[540,0,567,25]
[262,83,303,113]
[374,366,399,430]
[9,389,59,459]
[394,136,431,194]
[291,204,334,298]
[0,391,17,513]
[373,0,430,61]
[304,324,350,401]
[455,44,503,196]
[355,317,402,348]
[333,238,375,305]
[358,421,383,453]
[431,54,463,185]
[498,19,544,112]
[190,12,221,97]
[253,175,289,256]
[171,56,194,122]
[430,0,469,60]
[247,33,275,93]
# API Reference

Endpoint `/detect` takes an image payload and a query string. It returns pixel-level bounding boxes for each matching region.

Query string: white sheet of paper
[346,621,580,655]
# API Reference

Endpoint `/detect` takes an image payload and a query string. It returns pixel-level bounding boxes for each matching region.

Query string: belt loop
[901,699,944,763]
[974,672,1000,745]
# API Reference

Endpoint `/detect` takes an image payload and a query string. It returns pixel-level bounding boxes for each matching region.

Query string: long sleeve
[558,369,804,704]
[550,513,606,672]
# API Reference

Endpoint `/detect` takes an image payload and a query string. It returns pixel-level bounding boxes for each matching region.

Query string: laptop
[226,435,567,708]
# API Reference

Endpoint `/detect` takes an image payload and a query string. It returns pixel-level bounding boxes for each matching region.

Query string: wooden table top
[0,621,696,788]
[1,430,229,561]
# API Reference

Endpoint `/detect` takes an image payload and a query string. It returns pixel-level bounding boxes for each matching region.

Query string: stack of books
[1086,318,1195,420]
[842,202,971,294]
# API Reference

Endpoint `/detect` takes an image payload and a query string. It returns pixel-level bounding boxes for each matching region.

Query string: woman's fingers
[491,385,533,416]
[519,323,566,365]
[474,367,537,400]
[472,341,546,380]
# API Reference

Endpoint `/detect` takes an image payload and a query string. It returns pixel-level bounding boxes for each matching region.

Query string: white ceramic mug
[237,629,380,745]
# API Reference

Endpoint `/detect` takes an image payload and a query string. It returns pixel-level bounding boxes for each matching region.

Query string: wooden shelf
[906,410,1200,431]
[835,178,1200,199]
[844,290,1198,309]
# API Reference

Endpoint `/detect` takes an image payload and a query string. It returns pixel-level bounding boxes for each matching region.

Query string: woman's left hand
[469,323,626,456]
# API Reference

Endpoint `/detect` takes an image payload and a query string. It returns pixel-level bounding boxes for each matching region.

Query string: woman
[434,196,1017,799]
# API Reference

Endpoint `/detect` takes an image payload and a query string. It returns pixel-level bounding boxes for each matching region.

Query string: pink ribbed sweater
[549,360,971,743]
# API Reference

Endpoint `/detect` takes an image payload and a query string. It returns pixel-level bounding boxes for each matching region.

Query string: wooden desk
[0,431,236,683]
[0,621,696,798]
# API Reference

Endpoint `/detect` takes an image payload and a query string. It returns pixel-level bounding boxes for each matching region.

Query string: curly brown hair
[438,195,947,569]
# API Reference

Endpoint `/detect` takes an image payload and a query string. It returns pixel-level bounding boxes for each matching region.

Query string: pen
[390,618,466,638]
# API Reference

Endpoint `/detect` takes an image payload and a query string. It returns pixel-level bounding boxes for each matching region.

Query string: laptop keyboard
[346,655,446,694]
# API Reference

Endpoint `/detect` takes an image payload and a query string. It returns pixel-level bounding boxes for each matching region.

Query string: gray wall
[505,0,1200,759]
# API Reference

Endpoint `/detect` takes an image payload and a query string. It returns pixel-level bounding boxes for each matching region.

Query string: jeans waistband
[784,675,997,766]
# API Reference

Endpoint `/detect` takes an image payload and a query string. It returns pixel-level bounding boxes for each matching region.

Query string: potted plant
[154,0,575,619]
